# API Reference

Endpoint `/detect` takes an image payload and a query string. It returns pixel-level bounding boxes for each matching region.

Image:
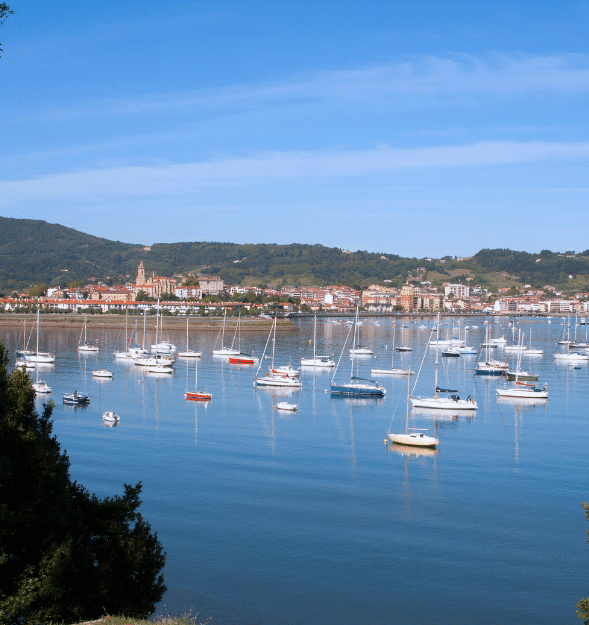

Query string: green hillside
[1,217,589,294]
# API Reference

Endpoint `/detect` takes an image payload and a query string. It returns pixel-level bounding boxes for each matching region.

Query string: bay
[2,316,589,625]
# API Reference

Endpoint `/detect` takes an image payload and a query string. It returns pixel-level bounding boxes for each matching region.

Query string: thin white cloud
[2,140,589,199]
[16,53,589,123]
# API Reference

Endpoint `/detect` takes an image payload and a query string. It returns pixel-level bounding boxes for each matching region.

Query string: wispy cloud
[3,140,589,199]
[17,53,589,124]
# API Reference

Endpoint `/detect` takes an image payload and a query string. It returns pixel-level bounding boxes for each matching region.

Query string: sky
[1,0,589,258]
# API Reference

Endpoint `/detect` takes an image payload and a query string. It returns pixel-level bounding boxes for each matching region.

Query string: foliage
[4,218,589,292]
[0,3,13,56]
[0,343,166,624]
[577,502,589,623]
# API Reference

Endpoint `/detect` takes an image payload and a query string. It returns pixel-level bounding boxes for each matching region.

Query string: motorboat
[102,411,120,423]
[63,391,90,405]
[271,364,300,377]
[32,380,51,394]
[230,355,257,365]
[146,365,174,374]
[92,369,114,378]
[441,349,461,357]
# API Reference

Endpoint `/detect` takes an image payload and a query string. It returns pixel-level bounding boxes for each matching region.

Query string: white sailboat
[349,305,373,355]
[300,315,335,367]
[26,310,55,363]
[178,316,202,358]
[388,369,439,448]
[497,332,548,399]
[213,309,241,356]
[411,314,477,410]
[78,314,99,352]
[371,324,411,375]
[255,318,302,388]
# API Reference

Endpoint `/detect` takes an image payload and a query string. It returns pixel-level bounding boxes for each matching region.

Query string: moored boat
[63,391,90,405]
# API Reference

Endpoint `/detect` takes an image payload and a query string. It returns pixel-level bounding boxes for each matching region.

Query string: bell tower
[137,260,146,285]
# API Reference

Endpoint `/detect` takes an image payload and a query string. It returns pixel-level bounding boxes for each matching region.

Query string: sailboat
[388,369,439,448]
[371,324,411,375]
[255,318,302,388]
[26,309,55,363]
[151,303,176,352]
[134,308,175,367]
[475,325,509,376]
[524,329,543,356]
[331,317,385,397]
[411,314,477,410]
[349,305,373,355]
[395,323,412,352]
[213,309,241,356]
[497,332,548,399]
[177,316,202,358]
[32,379,51,394]
[300,314,335,367]
[16,318,35,357]
[78,314,99,352]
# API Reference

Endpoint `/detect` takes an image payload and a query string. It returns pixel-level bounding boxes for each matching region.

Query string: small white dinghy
[102,411,120,423]
[276,402,297,412]
[92,369,114,378]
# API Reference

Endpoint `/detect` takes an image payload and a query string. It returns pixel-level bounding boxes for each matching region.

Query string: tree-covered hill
[1,217,589,293]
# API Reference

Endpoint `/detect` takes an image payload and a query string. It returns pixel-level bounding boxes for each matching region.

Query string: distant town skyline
[2,1,589,257]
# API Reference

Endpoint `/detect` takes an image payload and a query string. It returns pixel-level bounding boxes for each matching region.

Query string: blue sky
[1,0,589,257]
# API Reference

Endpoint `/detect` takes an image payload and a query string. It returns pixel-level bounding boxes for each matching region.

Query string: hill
[1,217,589,294]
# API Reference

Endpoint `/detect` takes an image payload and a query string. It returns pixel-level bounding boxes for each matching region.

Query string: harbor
[2,315,588,625]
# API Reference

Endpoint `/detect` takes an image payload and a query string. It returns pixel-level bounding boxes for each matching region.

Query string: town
[2,260,589,316]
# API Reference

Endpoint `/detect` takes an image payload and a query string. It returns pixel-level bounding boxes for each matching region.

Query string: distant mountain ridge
[0,216,588,293]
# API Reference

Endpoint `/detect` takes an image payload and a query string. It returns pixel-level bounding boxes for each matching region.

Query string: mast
[271,316,276,369]
[221,309,226,349]
[36,309,39,356]
[434,313,440,396]
[405,367,411,434]
[313,314,317,359]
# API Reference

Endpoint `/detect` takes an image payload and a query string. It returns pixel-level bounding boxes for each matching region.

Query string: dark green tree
[0,343,166,624]
[0,3,13,57]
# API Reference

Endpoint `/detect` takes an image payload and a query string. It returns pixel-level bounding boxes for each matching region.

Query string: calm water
[3,316,589,625]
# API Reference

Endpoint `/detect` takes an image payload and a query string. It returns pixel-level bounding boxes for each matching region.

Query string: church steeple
[137,260,146,285]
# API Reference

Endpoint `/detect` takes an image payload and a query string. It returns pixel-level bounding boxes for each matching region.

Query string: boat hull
[371,368,411,375]
[185,391,212,401]
[255,376,302,388]
[411,396,477,410]
[388,433,438,448]
[330,383,385,397]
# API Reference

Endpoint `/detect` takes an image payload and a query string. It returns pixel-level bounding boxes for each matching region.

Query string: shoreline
[0,313,298,332]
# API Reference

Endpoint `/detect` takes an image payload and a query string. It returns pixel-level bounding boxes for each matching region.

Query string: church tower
[137,260,146,286]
